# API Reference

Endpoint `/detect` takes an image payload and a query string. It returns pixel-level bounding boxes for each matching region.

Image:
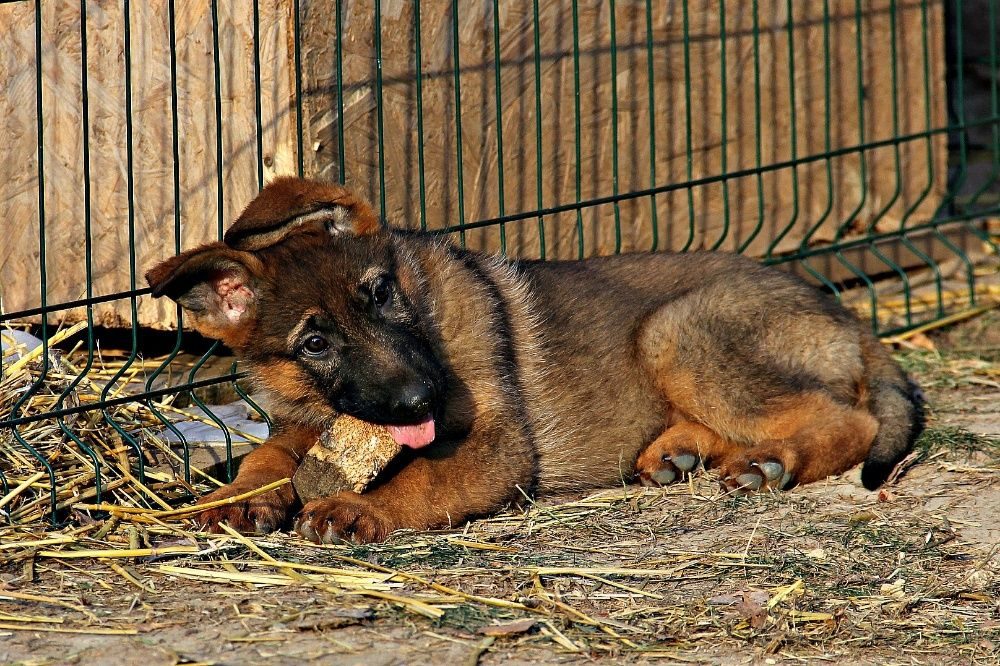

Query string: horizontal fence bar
[1,288,152,322]
[763,214,995,265]
[0,372,246,430]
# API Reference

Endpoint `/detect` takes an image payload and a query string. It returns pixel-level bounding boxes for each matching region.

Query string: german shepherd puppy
[146,177,923,543]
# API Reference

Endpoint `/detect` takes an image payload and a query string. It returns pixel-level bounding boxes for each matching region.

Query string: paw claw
[757,460,784,481]
[672,453,698,473]
[253,518,275,534]
[294,516,319,543]
[651,468,676,485]
[320,520,346,545]
[779,471,793,489]
[735,472,763,491]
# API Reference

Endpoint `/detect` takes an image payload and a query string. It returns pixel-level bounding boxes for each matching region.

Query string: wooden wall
[0,0,295,328]
[0,1,948,328]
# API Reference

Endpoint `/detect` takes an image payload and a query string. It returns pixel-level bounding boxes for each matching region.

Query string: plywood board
[0,0,296,329]
[299,0,949,259]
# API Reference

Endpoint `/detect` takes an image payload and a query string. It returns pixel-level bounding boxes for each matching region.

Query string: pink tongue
[386,416,436,449]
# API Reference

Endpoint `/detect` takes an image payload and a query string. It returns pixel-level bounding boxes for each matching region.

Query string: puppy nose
[395,382,432,416]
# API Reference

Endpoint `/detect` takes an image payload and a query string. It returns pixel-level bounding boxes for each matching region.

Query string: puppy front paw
[294,492,396,544]
[193,477,297,534]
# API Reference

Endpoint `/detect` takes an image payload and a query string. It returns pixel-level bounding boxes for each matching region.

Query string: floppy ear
[145,242,264,347]
[223,176,381,251]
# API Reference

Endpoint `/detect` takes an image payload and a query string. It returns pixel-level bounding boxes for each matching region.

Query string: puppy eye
[302,335,330,356]
[371,278,393,308]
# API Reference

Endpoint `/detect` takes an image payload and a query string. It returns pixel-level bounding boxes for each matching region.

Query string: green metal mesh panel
[0,0,997,523]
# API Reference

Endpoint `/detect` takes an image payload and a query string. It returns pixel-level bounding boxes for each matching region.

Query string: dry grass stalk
[2,329,231,525]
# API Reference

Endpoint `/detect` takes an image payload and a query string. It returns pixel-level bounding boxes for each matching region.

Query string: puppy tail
[859,337,925,490]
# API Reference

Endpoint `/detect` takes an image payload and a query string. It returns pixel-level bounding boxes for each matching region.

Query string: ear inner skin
[145,243,261,349]
[215,273,254,324]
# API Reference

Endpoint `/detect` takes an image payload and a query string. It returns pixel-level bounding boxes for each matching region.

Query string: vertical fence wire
[680,1,695,251]
[764,0,802,257]
[10,0,58,522]
[492,0,507,253]
[895,0,948,323]
[238,4,277,443]
[335,0,346,183]
[252,0,264,190]
[181,0,236,483]
[373,0,387,218]
[451,0,466,247]
[830,0,880,332]
[55,0,102,502]
[145,0,192,488]
[99,0,149,492]
[797,0,845,297]
[643,0,658,251]
[571,0,584,259]
[864,0,916,329]
[911,0,975,317]
[531,0,546,259]
[737,0,766,254]
[414,0,427,230]
[608,0,621,254]
[711,0,729,251]
[293,0,304,178]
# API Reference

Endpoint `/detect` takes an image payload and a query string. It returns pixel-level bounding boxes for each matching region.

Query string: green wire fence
[0,0,998,524]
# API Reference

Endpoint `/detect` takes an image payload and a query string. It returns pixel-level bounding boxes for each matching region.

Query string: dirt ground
[2,315,999,666]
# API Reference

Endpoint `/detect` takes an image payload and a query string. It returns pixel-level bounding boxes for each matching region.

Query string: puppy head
[146,178,445,438]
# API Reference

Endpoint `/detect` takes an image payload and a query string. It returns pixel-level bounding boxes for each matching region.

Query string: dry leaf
[849,511,878,524]
[735,599,769,629]
[880,579,906,599]
[479,618,538,637]
[707,593,742,606]
[708,589,768,607]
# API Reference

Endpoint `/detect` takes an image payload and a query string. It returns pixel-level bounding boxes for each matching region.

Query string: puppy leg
[636,298,878,492]
[295,420,536,544]
[194,424,320,533]
[717,393,879,491]
[635,418,739,486]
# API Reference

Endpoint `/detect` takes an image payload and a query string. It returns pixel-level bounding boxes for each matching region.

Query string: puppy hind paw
[720,455,794,494]
[635,449,702,487]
